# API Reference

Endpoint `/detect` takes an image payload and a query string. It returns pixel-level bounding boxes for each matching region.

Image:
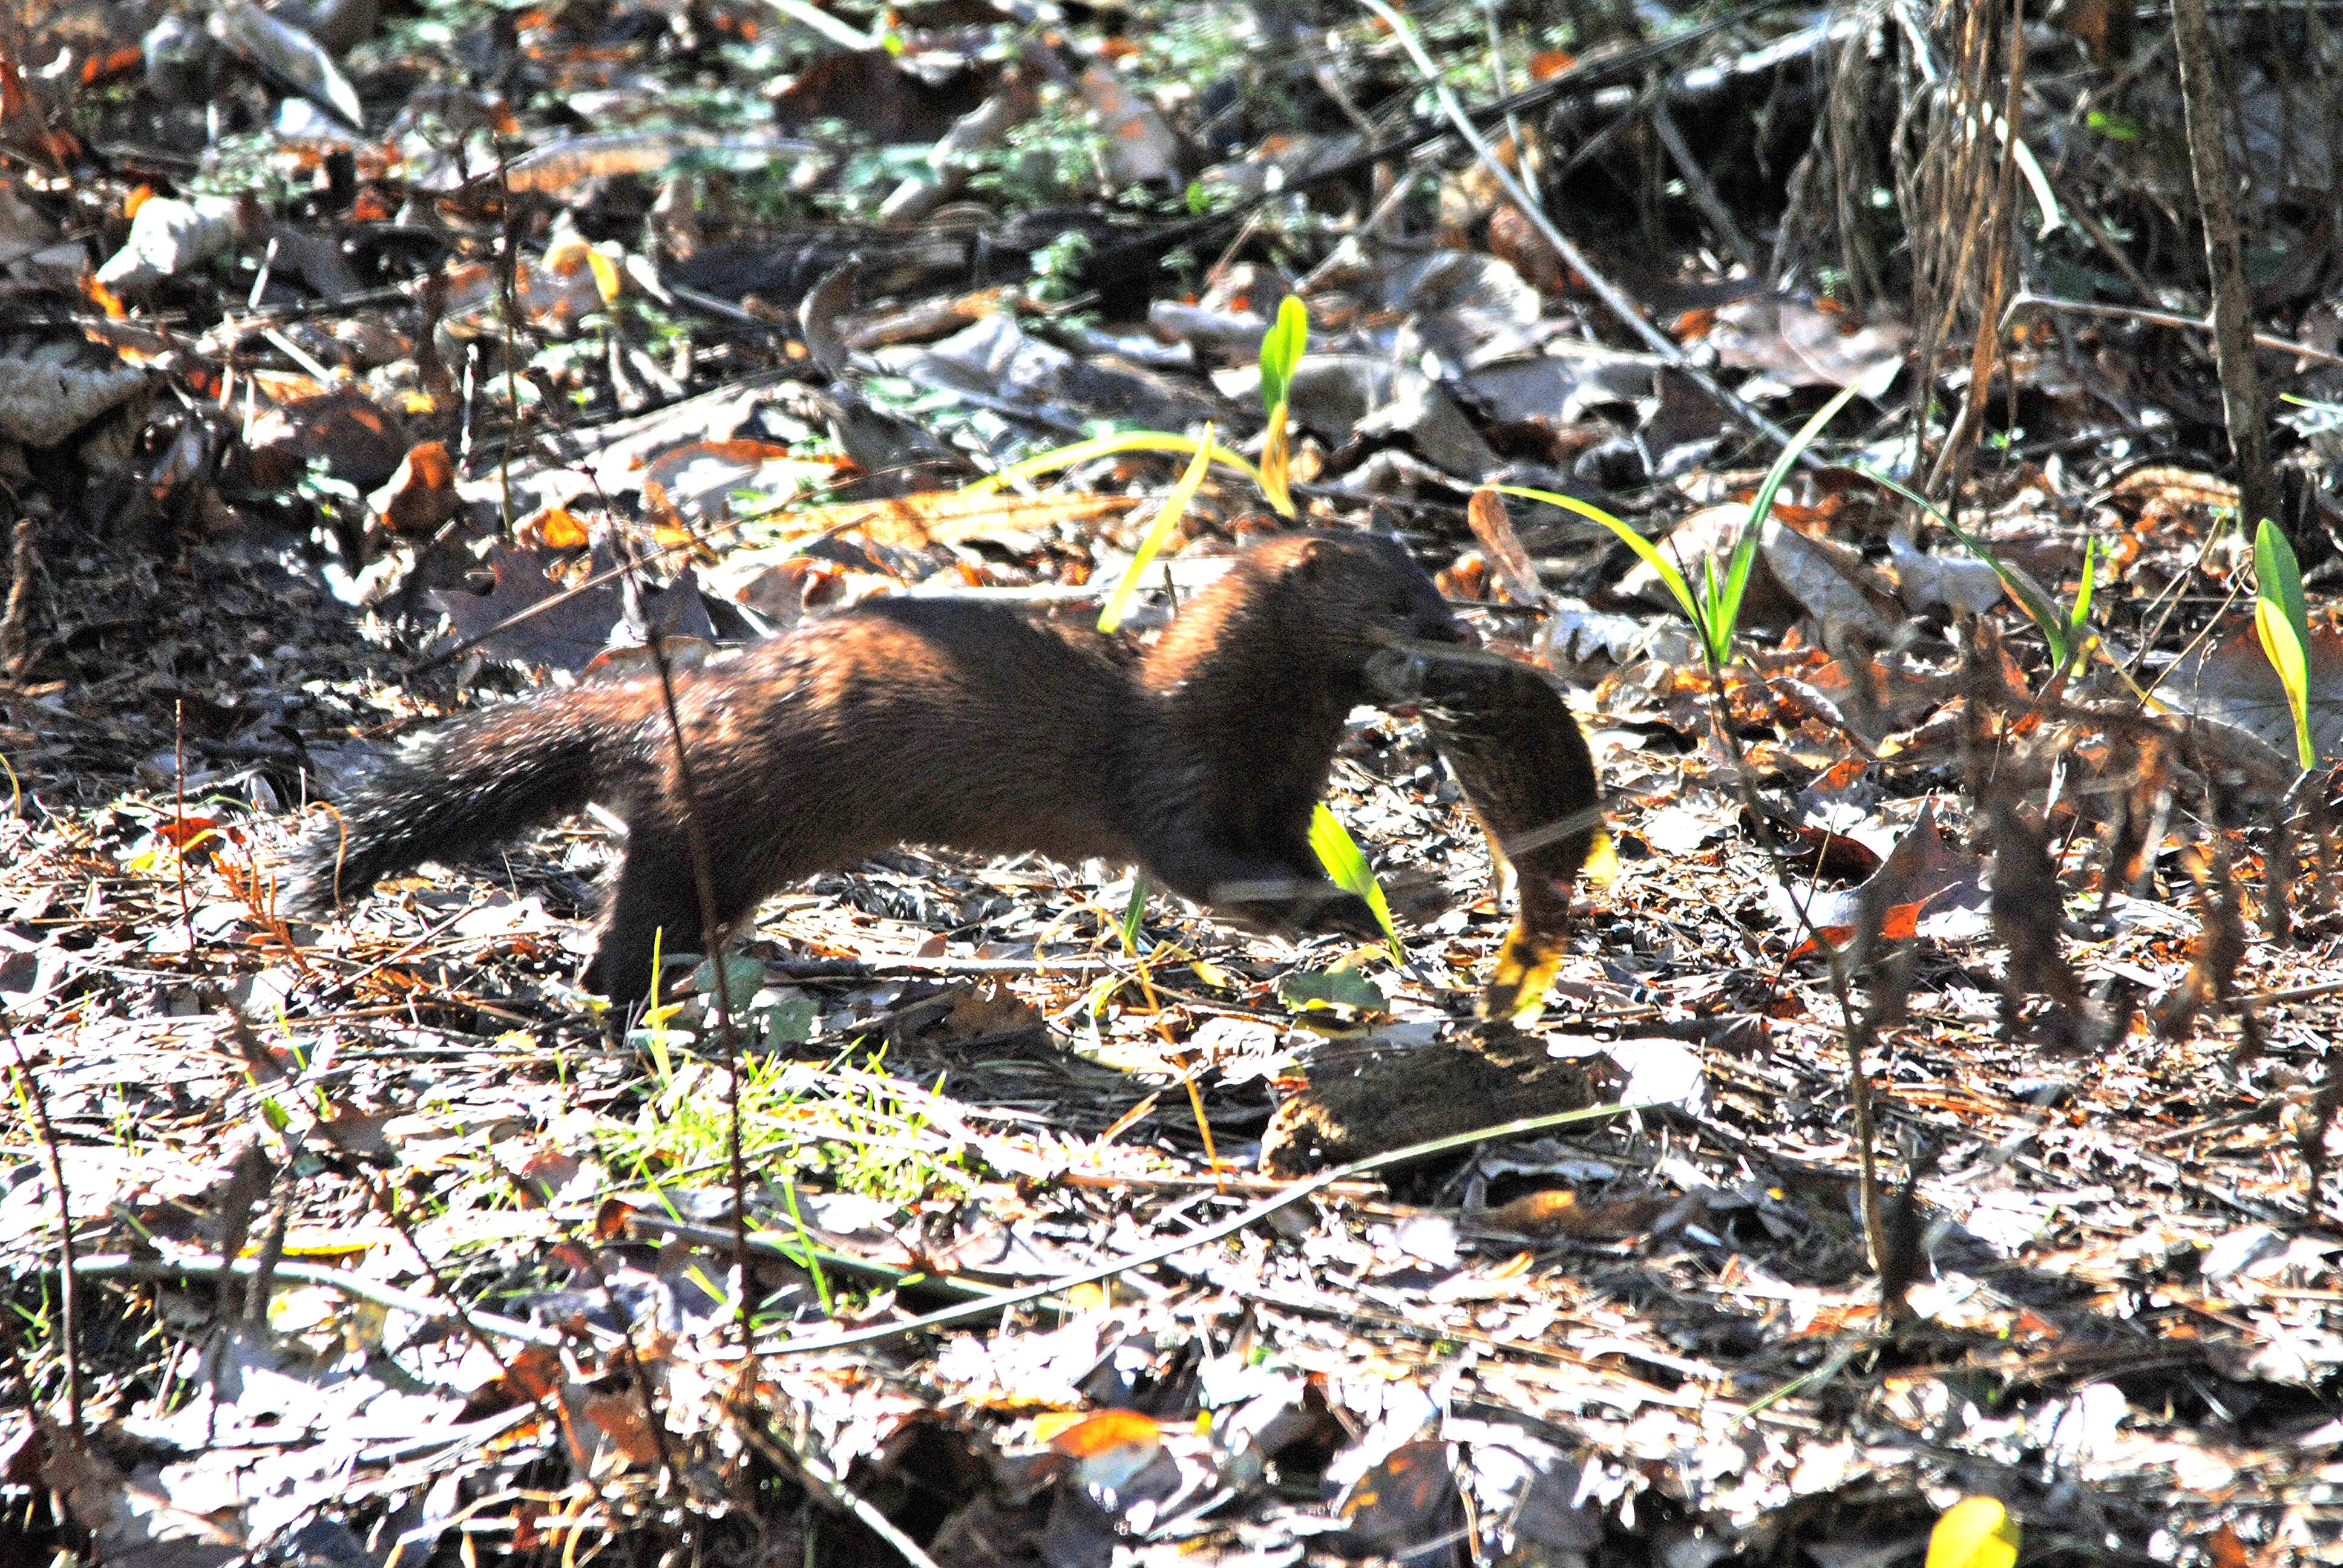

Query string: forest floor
[2,0,2341,1563]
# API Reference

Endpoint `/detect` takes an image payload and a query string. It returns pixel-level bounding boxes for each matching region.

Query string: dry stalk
[2170,0,2278,531]
[1930,4,2023,498]
[1,512,39,676]
[1895,0,2022,500]
[615,534,755,1350]
[1822,12,1890,301]
[1696,678,1901,1307]
[6,1025,82,1436]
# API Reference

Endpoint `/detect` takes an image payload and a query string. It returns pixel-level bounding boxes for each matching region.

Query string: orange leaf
[1043,1409,1164,1457]
[80,273,125,319]
[158,815,221,849]
[84,48,146,87]
[526,506,591,550]
[1789,901,1920,959]
[377,441,460,537]
[1672,307,1718,341]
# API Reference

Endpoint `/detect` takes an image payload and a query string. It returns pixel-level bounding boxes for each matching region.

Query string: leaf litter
[1,0,2341,1564]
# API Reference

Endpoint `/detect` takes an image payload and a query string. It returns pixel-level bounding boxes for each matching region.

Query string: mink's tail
[279,683,650,915]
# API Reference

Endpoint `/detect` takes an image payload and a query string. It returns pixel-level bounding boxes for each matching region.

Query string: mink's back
[643,597,1148,873]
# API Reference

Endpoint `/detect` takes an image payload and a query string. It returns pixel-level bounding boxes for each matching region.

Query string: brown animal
[1369,648,1605,1020]
[285,533,1467,1002]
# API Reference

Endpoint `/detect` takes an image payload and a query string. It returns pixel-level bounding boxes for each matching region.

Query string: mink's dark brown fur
[284,533,1467,1002]
[1369,648,1604,1019]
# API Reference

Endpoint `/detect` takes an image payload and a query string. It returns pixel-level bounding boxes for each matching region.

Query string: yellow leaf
[1028,1410,1089,1443]
[585,245,623,304]
[1099,425,1213,634]
[2255,598,2309,701]
[529,505,590,549]
[1579,828,1619,890]
[1927,1497,2020,1568]
[1484,927,1564,1024]
[2255,596,2318,770]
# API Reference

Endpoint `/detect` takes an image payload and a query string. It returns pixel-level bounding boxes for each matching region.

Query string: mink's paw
[1194,867,1388,944]
[1295,889,1386,942]
[580,943,657,1009]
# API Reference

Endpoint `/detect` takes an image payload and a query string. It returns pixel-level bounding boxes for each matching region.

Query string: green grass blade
[1119,875,1148,954]
[1098,425,1213,634]
[1252,296,1308,517]
[1308,803,1403,964]
[2064,537,2099,675]
[1495,484,1708,647]
[1710,382,1862,665]
[1703,547,1737,668]
[779,1174,834,1317]
[1259,294,1307,416]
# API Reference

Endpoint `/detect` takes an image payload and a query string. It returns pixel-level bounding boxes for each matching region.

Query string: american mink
[1369,648,1605,1021]
[285,532,1469,1002]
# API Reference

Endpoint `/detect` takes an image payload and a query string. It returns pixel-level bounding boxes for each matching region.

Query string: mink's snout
[1420,610,1476,645]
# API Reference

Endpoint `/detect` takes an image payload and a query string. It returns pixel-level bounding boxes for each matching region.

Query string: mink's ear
[1288,534,1339,579]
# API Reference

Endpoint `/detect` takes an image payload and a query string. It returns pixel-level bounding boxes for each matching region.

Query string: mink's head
[1247,532,1470,674]
[1142,532,1470,710]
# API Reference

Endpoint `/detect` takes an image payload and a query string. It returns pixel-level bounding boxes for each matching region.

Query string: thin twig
[2004,293,2343,372]
[7,1026,82,1434]
[298,899,483,1013]
[365,1175,521,1383]
[620,533,755,1348]
[1650,100,1760,273]
[64,1252,563,1346]
[736,1408,946,1568]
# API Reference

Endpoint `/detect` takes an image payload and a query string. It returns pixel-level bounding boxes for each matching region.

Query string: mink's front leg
[1142,841,1383,941]
[585,825,707,1004]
